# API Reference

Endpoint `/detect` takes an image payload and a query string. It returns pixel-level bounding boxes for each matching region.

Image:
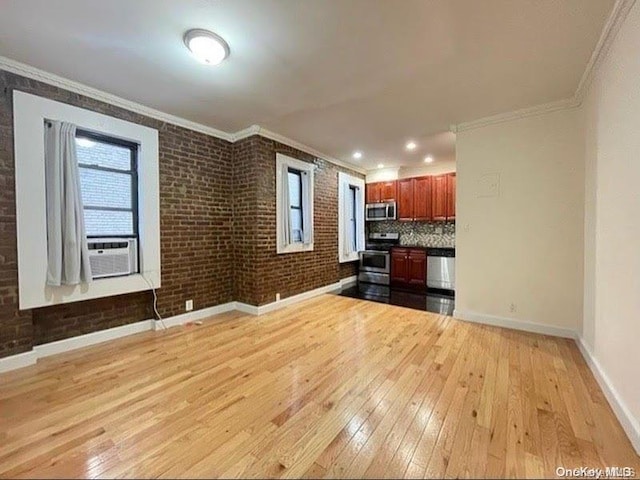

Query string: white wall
[582,2,640,444]
[455,108,584,334]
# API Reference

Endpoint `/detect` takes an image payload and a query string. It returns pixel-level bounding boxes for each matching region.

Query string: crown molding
[575,0,636,104]
[0,55,365,174]
[453,97,580,133]
[232,125,367,174]
[0,55,235,141]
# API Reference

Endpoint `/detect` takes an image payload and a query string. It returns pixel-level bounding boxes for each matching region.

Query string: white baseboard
[575,337,640,454]
[0,280,348,373]
[0,350,38,373]
[239,280,344,316]
[340,275,357,288]
[34,320,155,359]
[452,309,577,339]
[153,302,236,330]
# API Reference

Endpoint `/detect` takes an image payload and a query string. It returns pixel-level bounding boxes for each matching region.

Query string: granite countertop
[393,245,455,254]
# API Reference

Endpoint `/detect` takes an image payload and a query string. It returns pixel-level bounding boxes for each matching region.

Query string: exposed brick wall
[0,69,234,355]
[0,68,360,359]
[238,136,361,306]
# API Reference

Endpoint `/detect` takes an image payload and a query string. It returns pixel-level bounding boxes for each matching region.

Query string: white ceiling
[0,0,614,170]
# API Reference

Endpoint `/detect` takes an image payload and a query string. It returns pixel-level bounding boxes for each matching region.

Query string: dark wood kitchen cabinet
[398,176,432,221]
[397,179,414,220]
[431,174,448,220]
[366,181,397,203]
[413,176,432,221]
[390,247,427,290]
[446,173,456,220]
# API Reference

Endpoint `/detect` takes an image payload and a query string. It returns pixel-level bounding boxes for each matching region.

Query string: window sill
[20,271,160,310]
[339,253,360,263]
[277,242,314,255]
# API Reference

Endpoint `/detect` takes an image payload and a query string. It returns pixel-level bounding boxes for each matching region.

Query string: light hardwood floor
[0,294,638,479]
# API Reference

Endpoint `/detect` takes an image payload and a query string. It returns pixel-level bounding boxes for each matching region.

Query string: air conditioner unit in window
[87,238,138,279]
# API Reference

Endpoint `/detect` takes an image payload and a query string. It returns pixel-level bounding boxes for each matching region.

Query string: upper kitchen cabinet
[365,181,397,203]
[431,174,448,220]
[413,176,432,221]
[446,173,456,220]
[397,179,414,220]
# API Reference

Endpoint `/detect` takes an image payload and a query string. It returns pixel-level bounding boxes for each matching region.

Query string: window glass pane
[76,137,132,171]
[84,209,134,237]
[290,207,303,242]
[288,171,301,208]
[79,167,133,209]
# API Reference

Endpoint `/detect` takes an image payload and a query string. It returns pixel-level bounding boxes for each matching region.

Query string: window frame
[76,129,140,239]
[338,172,365,263]
[276,153,315,254]
[13,90,160,310]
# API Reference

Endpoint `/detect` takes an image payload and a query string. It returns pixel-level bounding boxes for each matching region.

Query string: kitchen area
[340,172,456,315]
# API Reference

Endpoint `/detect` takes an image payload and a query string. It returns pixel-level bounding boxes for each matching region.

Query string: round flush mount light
[184,29,230,65]
[352,151,363,159]
[377,163,385,169]
[405,141,417,151]
[424,155,433,163]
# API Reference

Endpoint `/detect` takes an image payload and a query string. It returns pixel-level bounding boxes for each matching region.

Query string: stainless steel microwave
[365,201,396,221]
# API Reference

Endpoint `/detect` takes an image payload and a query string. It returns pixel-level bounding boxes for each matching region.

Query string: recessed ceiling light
[424,155,433,163]
[377,163,384,169]
[352,151,363,159]
[184,29,230,66]
[405,141,417,151]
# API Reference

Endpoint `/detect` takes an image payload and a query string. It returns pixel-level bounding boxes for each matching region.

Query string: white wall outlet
[185,299,193,312]
[275,293,281,302]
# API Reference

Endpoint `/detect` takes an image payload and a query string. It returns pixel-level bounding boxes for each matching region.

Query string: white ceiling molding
[574,0,636,103]
[452,97,580,133]
[0,55,234,141]
[236,126,367,174]
[0,55,365,174]
[453,0,636,133]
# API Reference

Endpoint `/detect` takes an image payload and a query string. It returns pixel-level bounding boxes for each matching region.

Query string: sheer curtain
[279,162,291,248]
[45,120,92,286]
[300,170,312,244]
[343,183,355,256]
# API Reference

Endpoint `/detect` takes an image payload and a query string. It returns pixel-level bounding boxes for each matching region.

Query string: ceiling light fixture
[184,29,230,66]
[424,155,433,163]
[405,141,417,151]
[377,163,384,169]
[352,151,363,159]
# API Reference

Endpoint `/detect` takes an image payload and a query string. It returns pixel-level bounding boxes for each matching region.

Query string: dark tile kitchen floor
[337,283,455,316]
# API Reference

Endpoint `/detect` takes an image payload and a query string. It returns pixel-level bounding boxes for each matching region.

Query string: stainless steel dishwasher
[426,248,455,291]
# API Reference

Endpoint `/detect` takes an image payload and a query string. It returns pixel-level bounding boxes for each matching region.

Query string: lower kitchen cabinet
[390,247,427,290]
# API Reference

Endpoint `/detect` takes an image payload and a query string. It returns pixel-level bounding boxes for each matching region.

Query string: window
[276,153,314,254]
[288,169,303,243]
[76,130,139,238]
[338,172,365,263]
[349,185,357,252]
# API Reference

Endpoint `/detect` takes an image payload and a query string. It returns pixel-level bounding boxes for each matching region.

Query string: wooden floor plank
[0,294,637,479]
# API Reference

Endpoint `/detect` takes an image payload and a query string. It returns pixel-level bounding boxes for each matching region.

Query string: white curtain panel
[301,171,312,244]
[45,121,92,286]
[280,162,291,248]
[355,185,365,251]
[343,182,354,256]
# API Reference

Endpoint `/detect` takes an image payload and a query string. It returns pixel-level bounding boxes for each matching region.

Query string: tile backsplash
[368,221,455,248]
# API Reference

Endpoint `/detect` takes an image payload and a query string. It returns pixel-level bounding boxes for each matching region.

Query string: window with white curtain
[276,153,314,254]
[338,172,365,262]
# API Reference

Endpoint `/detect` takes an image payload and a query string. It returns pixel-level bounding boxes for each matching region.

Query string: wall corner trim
[452,309,577,339]
[576,337,640,454]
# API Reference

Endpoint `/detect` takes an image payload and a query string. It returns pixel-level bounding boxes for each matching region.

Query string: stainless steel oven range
[358,232,399,285]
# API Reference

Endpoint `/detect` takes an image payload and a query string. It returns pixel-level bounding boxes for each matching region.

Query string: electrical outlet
[509,303,517,313]
[275,293,281,302]
[185,299,193,312]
